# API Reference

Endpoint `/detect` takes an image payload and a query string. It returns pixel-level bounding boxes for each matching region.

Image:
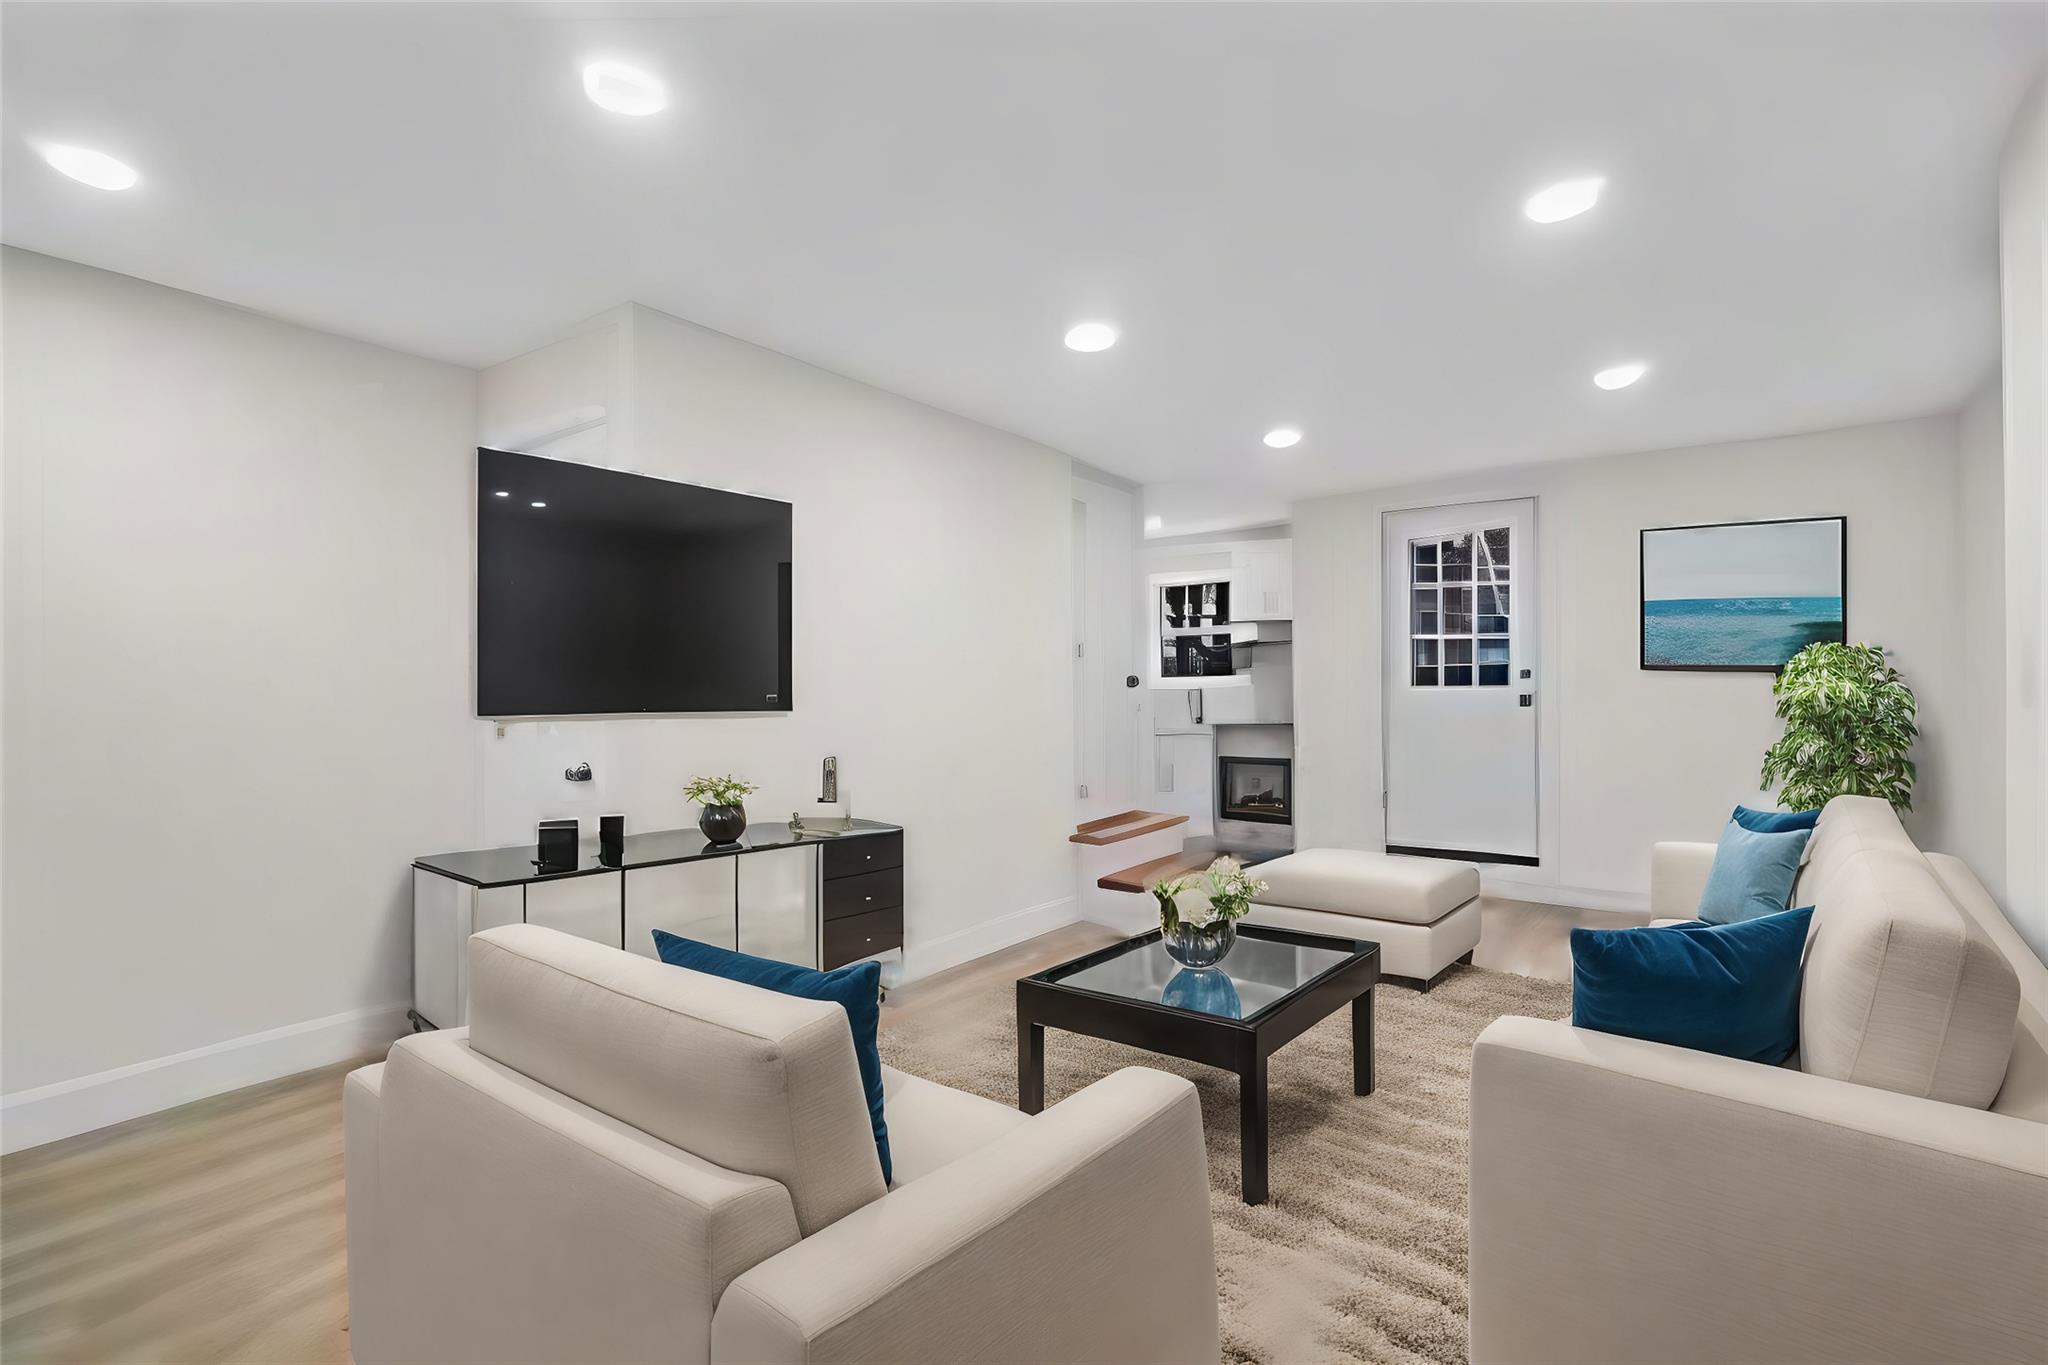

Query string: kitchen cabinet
[1231,542,1293,621]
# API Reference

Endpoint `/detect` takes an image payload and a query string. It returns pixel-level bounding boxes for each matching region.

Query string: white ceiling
[4,2,2042,498]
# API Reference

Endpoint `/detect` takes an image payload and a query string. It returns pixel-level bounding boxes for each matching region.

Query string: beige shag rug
[880,961,1571,1365]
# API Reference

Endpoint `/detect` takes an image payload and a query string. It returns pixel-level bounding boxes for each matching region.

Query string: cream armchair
[344,925,1219,1365]
[1468,798,2048,1365]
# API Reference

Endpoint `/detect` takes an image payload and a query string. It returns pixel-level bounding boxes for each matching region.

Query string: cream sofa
[1470,796,2048,1365]
[344,924,1219,1365]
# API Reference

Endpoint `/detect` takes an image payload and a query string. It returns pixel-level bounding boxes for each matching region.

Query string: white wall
[1293,415,1976,907]
[3,267,1089,1150]
[476,315,627,462]
[1071,470,1143,821]
[1955,377,2007,910]
[2000,74,2047,961]
[1,249,479,1145]
[475,305,1078,978]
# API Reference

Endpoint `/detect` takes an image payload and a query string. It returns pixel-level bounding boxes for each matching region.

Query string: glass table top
[1033,927,1371,1023]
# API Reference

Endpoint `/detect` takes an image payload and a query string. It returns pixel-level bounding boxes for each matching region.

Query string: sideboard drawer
[824,866,902,921]
[823,906,904,969]
[823,832,903,881]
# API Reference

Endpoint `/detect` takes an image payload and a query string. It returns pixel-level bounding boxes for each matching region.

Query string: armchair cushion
[466,925,885,1237]
[879,1064,1028,1187]
[655,930,891,1184]
[1570,908,1812,1064]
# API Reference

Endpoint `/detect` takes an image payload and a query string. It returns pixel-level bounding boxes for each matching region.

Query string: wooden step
[1069,809,1190,846]
[1097,849,1214,894]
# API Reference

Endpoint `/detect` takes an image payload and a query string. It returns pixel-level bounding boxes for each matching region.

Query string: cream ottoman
[1245,848,1482,991]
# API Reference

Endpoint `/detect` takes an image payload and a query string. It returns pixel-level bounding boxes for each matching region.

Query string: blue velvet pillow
[650,930,890,1184]
[1571,908,1812,1064]
[1732,804,1821,834]
[1697,818,1812,924]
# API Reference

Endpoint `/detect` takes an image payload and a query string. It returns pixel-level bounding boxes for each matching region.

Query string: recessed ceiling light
[530,500,549,508]
[38,143,139,191]
[1593,362,1648,390]
[1263,428,1302,449]
[492,490,510,498]
[1144,515,1164,532]
[582,60,667,117]
[1063,322,1118,353]
[1524,177,1603,224]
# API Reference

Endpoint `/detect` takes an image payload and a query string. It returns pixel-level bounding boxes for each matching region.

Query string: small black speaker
[599,813,625,866]
[535,819,579,874]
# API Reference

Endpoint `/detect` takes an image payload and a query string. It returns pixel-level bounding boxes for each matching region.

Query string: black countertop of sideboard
[414,819,903,889]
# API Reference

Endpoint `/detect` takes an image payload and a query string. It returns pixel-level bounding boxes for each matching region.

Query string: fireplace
[1217,755,1291,826]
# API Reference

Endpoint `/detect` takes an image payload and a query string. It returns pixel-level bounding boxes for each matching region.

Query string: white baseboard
[1481,871,1650,915]
[0,1001,411,1156]
[903,895,1081,981]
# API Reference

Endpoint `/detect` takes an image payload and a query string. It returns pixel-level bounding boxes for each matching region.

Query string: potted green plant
[1154,856,1269,968]
[1759,642,1918,811]
[684,774,759,844]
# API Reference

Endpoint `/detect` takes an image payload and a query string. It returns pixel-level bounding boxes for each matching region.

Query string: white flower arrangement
[1154,856,1268,936]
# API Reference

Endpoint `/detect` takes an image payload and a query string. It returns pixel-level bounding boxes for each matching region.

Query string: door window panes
[1409,527,1513,688]
[1443,586,1474,634]
[1411,588,1437,634]
[1478,637,1511,687]
[1477,585,1510,634]
[1413,541,1438,583]
[1412,638,1438,686]
[1441,533,1473,582]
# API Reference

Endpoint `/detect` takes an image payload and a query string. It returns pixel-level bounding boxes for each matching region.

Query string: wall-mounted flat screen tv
[476,448,792,716]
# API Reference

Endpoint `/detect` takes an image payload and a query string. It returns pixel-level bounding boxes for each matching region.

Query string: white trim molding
[0,1002,410,1155]
[903,895,1080,982]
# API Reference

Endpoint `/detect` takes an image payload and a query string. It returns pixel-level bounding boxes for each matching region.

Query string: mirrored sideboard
[410,819,904,1030]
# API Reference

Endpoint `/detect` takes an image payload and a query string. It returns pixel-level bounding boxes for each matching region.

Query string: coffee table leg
[1353,985,1376,1096]
[1239,1052,1269,1205]
[1019,1019,1045,1114]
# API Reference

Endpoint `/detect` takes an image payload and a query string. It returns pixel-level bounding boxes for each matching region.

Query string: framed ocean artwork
[1640,517,1846,671]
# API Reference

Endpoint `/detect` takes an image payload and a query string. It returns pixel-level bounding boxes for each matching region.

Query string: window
[1158,579,1238,678]
[1410,529,1511,687]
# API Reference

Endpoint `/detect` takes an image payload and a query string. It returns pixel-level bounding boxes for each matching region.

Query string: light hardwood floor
[0,897,1644,1364]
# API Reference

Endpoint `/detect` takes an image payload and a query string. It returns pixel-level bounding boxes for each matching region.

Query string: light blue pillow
[1698,818,1812,925]
[1571,908,1812,1064]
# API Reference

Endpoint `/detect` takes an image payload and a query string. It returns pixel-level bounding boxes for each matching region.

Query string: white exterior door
[1383,499,1539,864]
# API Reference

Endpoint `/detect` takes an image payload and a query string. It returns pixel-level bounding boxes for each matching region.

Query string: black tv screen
[476,448,792,716]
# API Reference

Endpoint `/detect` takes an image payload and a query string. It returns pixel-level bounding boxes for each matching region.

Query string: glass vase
[1161,918,1236,969]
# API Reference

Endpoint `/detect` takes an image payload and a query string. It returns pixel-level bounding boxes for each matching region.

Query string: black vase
[698,803,747,844]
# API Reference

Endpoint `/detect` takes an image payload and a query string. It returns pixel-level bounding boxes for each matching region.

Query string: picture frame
[1639,516,1846,672]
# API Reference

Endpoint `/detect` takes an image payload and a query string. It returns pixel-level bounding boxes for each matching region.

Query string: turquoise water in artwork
[1643,597,1844,667]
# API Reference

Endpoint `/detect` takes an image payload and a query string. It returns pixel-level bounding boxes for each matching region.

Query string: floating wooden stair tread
[1097,849,1214,894]
[1068,810,1190,846]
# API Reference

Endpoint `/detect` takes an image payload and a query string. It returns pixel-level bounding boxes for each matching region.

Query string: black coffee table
[1016,923,1381,1205]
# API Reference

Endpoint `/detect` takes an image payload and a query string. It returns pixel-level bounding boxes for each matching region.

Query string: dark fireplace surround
[1217,754,1292,826]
